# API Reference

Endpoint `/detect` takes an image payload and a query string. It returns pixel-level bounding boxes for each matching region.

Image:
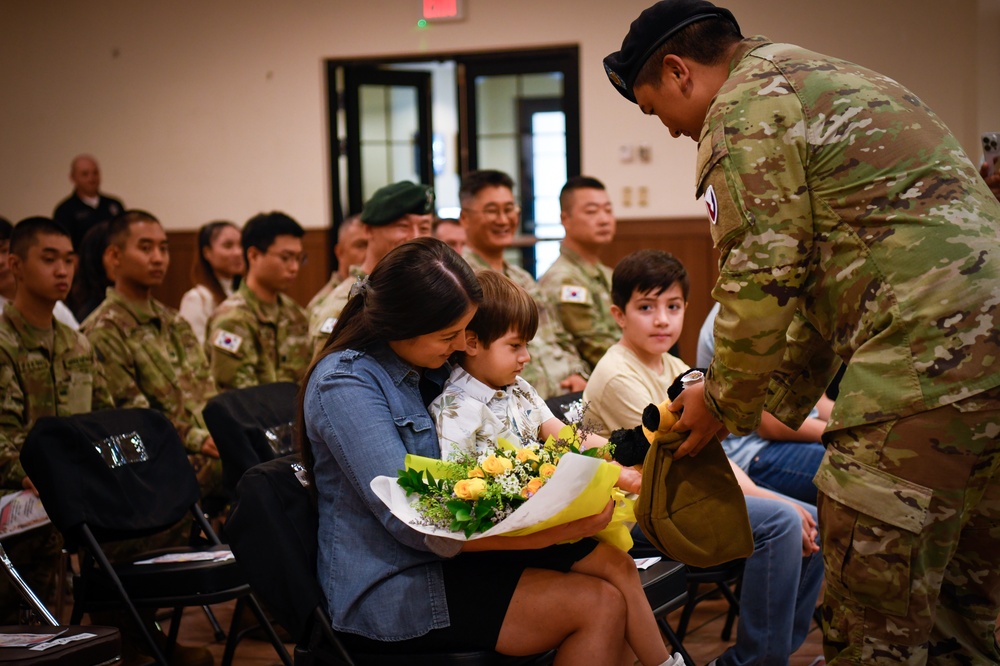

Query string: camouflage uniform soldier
[460,169,588,400]
[207,211,311,390]
[0,218,112,622]
[209,281,311,389]
[306,214,366,312]
[0,303,113,488]
[309,182,435,357]
[309,265,365,355]
[539,176,619,370]
[82,211,222,497]
[606,2,1000,664]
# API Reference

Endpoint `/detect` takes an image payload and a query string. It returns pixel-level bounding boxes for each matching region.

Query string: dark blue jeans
[746,441,826,505]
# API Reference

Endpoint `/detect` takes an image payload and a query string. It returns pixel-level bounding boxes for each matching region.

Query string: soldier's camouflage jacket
[0,303,113,491]
[207,281,311,390]
[538,245,618,371]
[82,287,215,453]
[696,37,1000,436]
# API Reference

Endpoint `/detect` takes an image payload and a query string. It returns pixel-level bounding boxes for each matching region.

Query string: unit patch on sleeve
[213,329,243,354]
[560,285,590,304]
[705,184,719,225]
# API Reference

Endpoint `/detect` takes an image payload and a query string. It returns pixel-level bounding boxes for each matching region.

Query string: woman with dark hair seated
[300,237,672,665]
[179,220,243,344]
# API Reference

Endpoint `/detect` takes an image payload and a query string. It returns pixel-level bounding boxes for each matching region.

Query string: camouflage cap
[361,181,435,227]
[604,0,740,104]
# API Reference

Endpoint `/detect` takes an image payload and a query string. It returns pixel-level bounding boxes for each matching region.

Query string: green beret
[361,181,435,227]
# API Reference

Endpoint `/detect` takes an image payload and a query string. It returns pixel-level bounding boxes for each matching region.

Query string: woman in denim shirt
[301,238,668,664]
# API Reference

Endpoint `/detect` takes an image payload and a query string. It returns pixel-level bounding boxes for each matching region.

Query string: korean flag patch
[213,329,243,355]
[319,317,337,334]
[705,184,719,225]
[560,285,589,304]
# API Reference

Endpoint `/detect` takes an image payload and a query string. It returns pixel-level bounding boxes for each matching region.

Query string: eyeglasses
[267,250,308,266]
[463,205,520,222]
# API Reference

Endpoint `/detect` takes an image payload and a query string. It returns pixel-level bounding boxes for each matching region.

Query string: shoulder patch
[212,329,243,354]
[560,285,589,304]
[705,184,719,225]
[319,317,337,334]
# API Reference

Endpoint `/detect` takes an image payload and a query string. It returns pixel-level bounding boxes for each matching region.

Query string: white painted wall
[0,0,992,229]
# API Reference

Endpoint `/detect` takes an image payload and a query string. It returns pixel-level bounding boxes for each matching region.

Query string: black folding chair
[675,559,745,642]
[226,455,556,665]
[202,381,299,496]
[638,559,695,666]
[19,408,292,666]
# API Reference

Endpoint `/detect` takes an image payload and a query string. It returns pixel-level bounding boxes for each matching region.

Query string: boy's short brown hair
[611,249,689,310]
[469,270,539,347]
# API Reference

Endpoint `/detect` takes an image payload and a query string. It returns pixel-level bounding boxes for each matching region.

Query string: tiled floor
[163,593,825,666]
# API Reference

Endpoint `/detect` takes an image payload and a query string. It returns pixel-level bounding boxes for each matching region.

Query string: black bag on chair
[202,381,300,496]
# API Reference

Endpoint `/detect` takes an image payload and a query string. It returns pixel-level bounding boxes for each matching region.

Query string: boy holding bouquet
[428,270,676,666]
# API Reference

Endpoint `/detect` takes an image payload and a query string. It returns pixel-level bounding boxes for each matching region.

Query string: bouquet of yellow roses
[370,424,635,550]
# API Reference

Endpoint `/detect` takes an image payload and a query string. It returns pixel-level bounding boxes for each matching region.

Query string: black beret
[604,0,740,104]
[361,181,435,227]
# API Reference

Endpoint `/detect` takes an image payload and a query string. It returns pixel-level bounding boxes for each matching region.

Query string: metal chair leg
[202,604,226,641]
[658,616,696,666]
[0,543,58,626]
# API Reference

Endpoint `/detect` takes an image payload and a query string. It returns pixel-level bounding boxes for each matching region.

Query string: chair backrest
[202,381,300,495]
[20,408,200,547]
[225,454,322,645]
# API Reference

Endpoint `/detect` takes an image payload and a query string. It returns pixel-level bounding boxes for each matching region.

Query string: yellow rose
[468,467,485,478]
[515,448,539,463]
[481,455,513,476]
[454,478,487,501]
[520,477,544,498]
[539,463,557,478]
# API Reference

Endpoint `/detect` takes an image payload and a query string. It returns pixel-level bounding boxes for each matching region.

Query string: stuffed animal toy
[609,370,755,567]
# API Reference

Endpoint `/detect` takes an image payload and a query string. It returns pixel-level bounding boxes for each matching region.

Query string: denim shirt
[304,343,462,640]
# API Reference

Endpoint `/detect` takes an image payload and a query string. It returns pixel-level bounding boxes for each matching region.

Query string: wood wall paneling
[154,229,332,310]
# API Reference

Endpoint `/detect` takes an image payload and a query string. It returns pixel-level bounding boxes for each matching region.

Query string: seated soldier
[0,217,112,623]
[308,182,434,354]
[432,216,466,254]
[307,214,366,312]
[0,215,78,328]
[82,210,222,497]
[207,211,312,389]
[584,249,823,666]
[539,176,618,372]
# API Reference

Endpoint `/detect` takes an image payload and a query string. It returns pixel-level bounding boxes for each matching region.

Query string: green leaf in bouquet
[447,499,472,522]
[397,467,429,494]
[474,499,496,520]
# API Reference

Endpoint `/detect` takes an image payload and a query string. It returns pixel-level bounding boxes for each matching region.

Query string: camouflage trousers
[816,385,1000,665]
